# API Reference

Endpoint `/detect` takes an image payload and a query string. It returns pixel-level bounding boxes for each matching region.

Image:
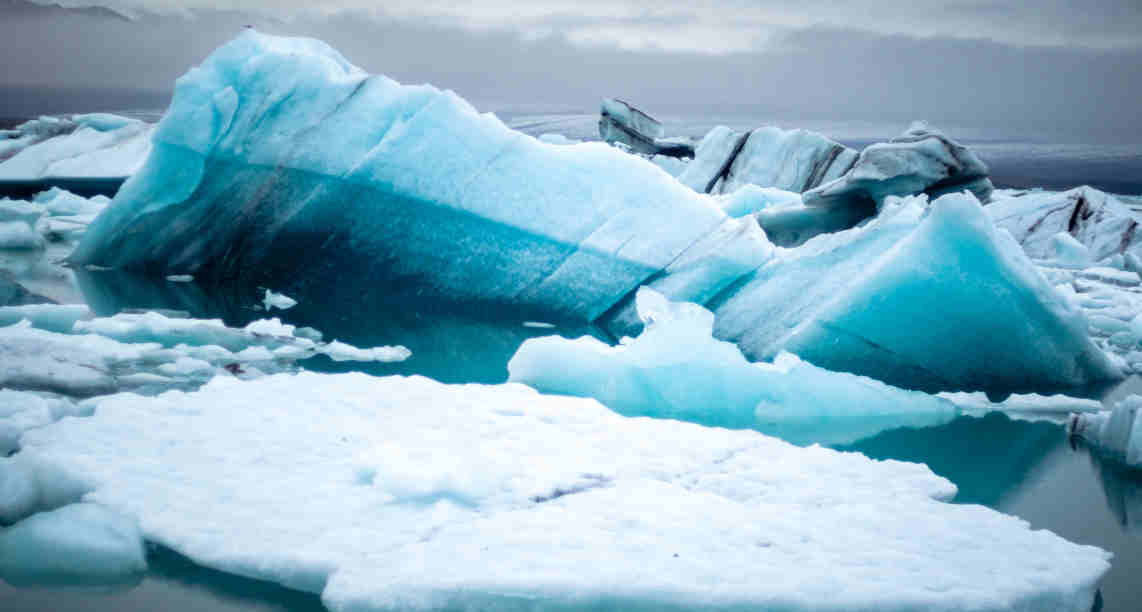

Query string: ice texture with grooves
[987,187,1142,263]
[803,122,993,211]
[15,371,1111,612]
[0,114,153,179]
[678,125,857,195]
[71,31,746,322]
[713,192,1118,392]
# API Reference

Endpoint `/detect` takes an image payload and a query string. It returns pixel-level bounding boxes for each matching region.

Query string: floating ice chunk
[165,274,194,283]
[679,125,857,195]
[940,391,1102,422]
[0,454,90,524]
[804,122,992,211]
[0,389,87,456]
[1051,232,1093,267]
[1070,395,1142,468]
[522,321,556,329]
[0,304,92,333]
[0,115,153,180]
[0,502,146,586]
[73,33,737,322]
[597,98,693,158]
[15,372,1109,611]
[263,289,298,310]
[319,340,411,362]
[33,187,110,216]
[714,192,1118,391]
[0,220,45,250]
[714,184,802,218]
[988,187,1142,262]
[512,288,955,443]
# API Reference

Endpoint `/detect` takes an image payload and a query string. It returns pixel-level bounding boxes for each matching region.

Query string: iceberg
[0,502,146,586]
[803,122,993,212]
[14,371,1110,611]
[597,98,694,158]
[987,186,1142,263]
[511,288,955,445]
[0,389,88,457]
[1069,395,1142,468]
[678,124,858,195]
[712,192,1119,392]
[72,32,755,323]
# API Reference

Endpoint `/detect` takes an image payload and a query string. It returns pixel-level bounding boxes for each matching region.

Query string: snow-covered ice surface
[71,32,752,322]
[512,288,956,445]
[0,114,153,179]
[11,371,1110,611]
[0,502,146,586]
[713,191,1117,392]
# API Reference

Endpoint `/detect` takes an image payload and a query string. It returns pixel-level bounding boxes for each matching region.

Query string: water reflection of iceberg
[75,268,604,385]
[840,412,1062,507]
[1087,448,1142,533]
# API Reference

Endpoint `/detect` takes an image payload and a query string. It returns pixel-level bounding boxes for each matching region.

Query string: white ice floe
[0,389,88,457]
[0,188,111,246]
[1070,395,1142,468]
[712,191,1118,391]
[13,371,1110,611]
[511,288,955,445]
[0,502,146,586]
[940,391,1103,423]
[263,289,298,310]
[166,274,194,283]
[0,114,153,180]
[0,307,409,398]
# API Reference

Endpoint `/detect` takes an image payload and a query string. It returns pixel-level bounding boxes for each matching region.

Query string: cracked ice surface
[15,372,1110,611]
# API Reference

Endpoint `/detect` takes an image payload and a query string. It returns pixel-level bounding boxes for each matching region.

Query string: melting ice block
[713,192,1119,392]
[512,288,956,444]
[804,121,993,211]
[16,372,1110,611]
[72,32,753,322]
[0,502,146,586]
[988,186,1142,263]
[1070,395,1142,468]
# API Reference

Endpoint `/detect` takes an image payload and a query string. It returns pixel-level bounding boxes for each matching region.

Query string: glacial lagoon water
[4,268,1142,611]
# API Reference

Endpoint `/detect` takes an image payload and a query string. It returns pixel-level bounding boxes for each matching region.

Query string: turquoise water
[4,270,1141,610]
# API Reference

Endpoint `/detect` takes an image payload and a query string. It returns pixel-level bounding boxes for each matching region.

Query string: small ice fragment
[165,274,194,282]
[522,321,556,329]
[319,340,411,363]
[263,289,298,311]
[0,502,146,586]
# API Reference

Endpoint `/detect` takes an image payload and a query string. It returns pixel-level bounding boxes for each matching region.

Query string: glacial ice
[939,391,1103,422]
[13,371,1111,611]
[678,124,857,195]
[72,31,752,322]
[713,192,1119,391]
[0,114,153,180]
[511,288,956,444]
[0,188,110,247]
[803,122,993,212]
[1070,395,1142,468]
[597,98,694,158]
[0,502,146,586]
[988,187,1142,263]
[0,389,88,457]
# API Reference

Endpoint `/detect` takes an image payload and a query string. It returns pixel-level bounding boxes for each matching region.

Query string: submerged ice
[10,371,1110,611]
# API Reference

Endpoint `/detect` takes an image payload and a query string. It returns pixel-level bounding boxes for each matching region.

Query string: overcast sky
[2,0,1141,142]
